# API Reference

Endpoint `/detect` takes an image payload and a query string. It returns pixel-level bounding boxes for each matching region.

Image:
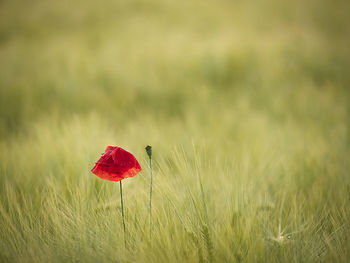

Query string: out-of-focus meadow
[1,0,350,262]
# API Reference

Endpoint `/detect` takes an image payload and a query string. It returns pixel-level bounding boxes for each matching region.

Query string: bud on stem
[145,145,153,241]
[145,145,152,159]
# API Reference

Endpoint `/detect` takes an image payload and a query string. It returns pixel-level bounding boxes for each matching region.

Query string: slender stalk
[119,181,126,247]
[145,145,153,240]
[149,156,153,239]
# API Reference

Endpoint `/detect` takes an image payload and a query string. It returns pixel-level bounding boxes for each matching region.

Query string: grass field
[1,0,350,262]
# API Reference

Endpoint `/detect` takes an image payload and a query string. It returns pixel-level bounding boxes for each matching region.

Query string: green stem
[119,181,126,247]
[149,156,153,240]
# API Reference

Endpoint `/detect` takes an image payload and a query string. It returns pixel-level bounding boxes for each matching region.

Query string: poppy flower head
[91,146,142,182]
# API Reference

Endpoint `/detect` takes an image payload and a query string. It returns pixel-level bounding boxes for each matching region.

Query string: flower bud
[145,145,152,158]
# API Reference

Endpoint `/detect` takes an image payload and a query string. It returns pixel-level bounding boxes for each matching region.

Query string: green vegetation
[1,0,350,262]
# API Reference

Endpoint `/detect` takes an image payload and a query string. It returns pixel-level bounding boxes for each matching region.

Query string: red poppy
[91,146,142,182]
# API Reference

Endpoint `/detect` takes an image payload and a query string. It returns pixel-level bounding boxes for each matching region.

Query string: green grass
[1,0,350,262]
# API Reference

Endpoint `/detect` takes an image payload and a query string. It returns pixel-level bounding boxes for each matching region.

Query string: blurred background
[1,0,349,143]
[0,0,350,262]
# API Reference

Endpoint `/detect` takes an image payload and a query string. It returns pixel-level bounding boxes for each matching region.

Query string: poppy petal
[91,146,142,182]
